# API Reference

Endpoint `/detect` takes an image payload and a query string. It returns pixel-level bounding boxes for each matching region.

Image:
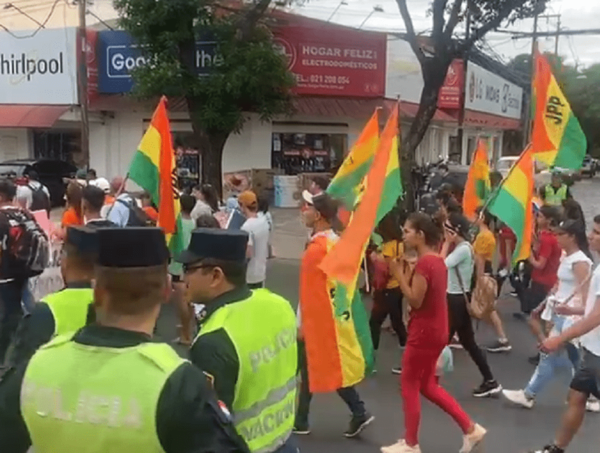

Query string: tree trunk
[187,97,230,200]
[401,58,450,211]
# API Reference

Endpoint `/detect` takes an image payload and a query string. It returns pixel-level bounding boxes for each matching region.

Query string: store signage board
[97,26,386,97]
[465,63,523,119]
[385,37,424,104]
[438,59,463,110]
[0,28,78,104]
[275,25,386,97]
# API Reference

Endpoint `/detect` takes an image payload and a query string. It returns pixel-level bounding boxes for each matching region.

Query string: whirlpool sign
[465,63,523,120]
[0,28,78,104]
[98,30,222,94]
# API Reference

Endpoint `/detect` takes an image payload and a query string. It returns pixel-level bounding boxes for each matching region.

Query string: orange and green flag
[488,145,535,264]
[321,103,402,285]
[327,109,379,210]
[463,139,491,220]
[128,96,184,254]
[531,49,586,169]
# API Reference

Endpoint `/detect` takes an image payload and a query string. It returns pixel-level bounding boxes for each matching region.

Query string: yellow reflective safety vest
[196,289,298,453]
[42,287,94,337]
[544,184,568,206]
[21,335,185,453]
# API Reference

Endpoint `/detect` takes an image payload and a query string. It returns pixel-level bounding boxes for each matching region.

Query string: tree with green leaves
[395,0,547,208]
[113,0,295,196]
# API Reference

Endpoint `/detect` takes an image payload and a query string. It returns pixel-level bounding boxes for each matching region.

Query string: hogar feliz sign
[274,24,386,97]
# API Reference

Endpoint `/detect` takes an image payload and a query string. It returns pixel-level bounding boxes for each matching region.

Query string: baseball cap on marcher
[302,190,338,223]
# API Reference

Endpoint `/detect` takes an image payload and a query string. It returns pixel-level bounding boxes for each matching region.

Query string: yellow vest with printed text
[196,289,298,453]
[42,288,94,336]
[20,335,185,453]
[544,184,568,206]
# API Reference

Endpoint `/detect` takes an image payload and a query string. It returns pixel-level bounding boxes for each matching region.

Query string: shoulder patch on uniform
[217,400,232,422]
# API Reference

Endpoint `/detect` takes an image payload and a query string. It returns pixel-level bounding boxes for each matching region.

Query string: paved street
[154,178,600,453]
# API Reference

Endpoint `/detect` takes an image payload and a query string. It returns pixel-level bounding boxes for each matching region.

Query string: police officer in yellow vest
[8,226,97,366]
[542,170,571,207]
[176,228,299,453]
[0,227,250,453]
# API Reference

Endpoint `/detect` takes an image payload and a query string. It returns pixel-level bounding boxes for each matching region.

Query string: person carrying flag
[295,191,374,438]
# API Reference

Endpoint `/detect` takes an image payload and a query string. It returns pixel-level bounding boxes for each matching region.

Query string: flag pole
[479,144,532,214]
[104,173,130,218]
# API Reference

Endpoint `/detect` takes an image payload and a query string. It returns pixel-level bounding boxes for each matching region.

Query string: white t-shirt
[15,182,50,210]
[191,199,213,221]
[580,264,600,356]
[555,250,592,302]
[445,241,474,295]
[241,215,270,285]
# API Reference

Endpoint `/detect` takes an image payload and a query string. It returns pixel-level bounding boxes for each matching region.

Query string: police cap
[97,227,169,268]
[65,226,98,254]
[176,228,248,265]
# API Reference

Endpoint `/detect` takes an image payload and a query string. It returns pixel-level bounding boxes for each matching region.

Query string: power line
[0,0,61,37]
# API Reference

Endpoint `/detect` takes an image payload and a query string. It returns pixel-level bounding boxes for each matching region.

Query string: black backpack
[28,183,51,213]
[0,207,49,278]
[116,197,155,227]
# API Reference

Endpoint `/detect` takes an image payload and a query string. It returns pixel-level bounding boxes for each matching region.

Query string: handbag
[453,243,496,320]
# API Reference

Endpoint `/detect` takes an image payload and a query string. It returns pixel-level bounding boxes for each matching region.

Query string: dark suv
[0,159,78,207]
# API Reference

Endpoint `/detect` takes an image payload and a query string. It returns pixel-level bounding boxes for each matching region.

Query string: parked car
[495,156,577,188]
[580,155,597,178]
[0,159,78,207]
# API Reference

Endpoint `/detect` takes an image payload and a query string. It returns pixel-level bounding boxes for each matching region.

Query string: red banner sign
[438,59,463,109]
[274,24,386,97]
[85,29,99,104]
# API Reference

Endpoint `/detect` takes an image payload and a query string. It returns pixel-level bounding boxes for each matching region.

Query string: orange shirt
[61,207,83,227]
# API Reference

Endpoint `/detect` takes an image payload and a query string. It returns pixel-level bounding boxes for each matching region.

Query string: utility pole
[555,16,561,55]
[523,10,540,147]
[457,1,471,164]
[77,0,90,167]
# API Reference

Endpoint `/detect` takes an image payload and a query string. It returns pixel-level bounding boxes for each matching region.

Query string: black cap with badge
[97,227,170,268]
[176,228,249,265]
[65,226,99,254]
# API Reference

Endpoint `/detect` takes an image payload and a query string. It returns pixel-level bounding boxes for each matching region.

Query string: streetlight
[359,5,384,29]
[327,0,348,23]
[3,3,46,28]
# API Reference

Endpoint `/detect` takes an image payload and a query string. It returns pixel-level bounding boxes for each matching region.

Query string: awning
[0,105,71,128]
[463,109,521,130]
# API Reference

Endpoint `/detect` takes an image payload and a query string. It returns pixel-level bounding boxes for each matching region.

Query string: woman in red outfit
[381,213,486,453]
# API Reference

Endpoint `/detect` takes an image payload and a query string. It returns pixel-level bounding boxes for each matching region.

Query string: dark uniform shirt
[189,286,252,409]
[0,324,250,453]
[8,282,96,367]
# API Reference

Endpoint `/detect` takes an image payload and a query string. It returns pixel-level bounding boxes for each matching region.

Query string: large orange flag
[320,104,401,285]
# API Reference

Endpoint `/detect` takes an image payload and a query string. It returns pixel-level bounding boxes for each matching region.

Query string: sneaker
[486,339,512,353]
[529,445,564,453]
[509,291,518,297]
[449,337,463,349]
[473,380,502,398]
[460,423,487,453]
[529,354,540,365]
[391,367,402,375]
[293,423,310,435]
[502,389,535,409]
[586,399,600,412]
[344,413,375,438]
[513,312,526,320]
[381,439,421,453]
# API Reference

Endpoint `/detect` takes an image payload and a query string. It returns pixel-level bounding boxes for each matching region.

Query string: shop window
[272,133,347,175]
[172,132,200,191]
[33,130,79,164]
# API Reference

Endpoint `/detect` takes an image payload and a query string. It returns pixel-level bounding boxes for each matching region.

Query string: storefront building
[0,28,99,167]
[89,14,388,190]
[386,35,524,166]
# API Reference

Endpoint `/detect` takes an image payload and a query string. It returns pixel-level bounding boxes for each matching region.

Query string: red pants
[401,344,472,446]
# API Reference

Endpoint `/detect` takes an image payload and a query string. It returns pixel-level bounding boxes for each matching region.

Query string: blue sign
[97,30,222,94]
